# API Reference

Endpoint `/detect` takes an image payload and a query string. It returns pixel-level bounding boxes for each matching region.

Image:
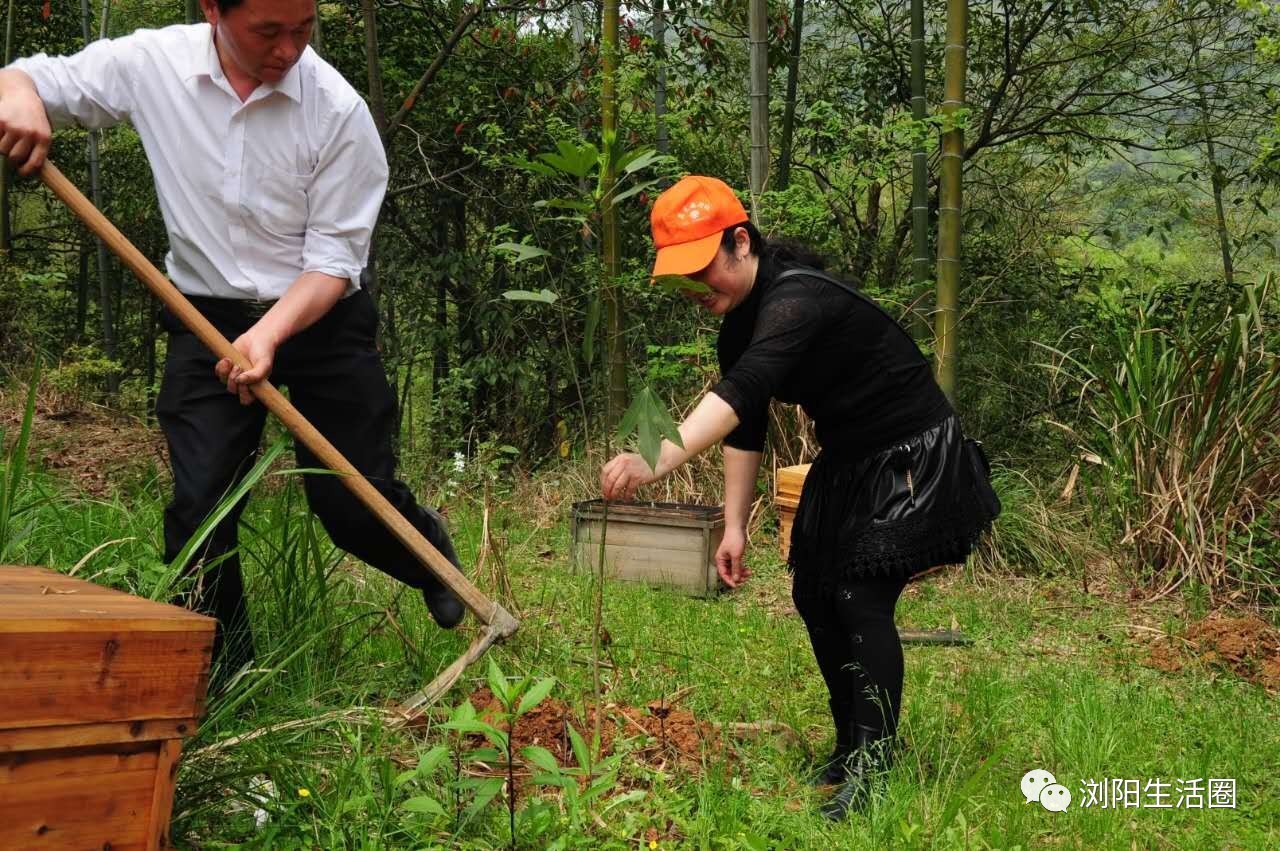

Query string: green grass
[2,459,1277,850]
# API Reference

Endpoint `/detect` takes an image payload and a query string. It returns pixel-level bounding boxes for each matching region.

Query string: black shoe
[807,697,854,786]
[423,583,465,629]
[419,506,466,629]
[821,724,894,821]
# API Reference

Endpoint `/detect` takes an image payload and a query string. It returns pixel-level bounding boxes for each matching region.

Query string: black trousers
[793,574,909,741]
[156,290,454,673]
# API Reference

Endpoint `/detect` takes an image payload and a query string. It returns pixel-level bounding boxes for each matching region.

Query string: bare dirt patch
[1,393,168,497]
[450,687,728,789]
[1143,612,1280,691]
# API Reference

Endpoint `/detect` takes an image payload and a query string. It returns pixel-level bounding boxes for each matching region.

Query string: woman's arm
[716,445,763,588]
[600,392,739,500]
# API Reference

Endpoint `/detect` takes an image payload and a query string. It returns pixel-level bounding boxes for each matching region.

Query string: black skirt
[787,413,997,588]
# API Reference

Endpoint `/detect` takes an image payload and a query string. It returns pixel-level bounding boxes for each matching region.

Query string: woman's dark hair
[719,220,829,270]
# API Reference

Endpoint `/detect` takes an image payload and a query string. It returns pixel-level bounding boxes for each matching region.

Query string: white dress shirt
[9,23,388,300]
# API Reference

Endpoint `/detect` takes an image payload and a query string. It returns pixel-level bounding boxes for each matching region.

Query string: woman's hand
[715,526,751,589]
[600,452,657,501]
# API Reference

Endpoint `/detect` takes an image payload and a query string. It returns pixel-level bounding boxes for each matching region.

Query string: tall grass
[1044,277,1280,601]
[0,366,41,562]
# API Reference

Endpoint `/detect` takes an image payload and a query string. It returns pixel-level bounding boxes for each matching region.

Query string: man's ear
[199,0,220,26]
[734,226,751,258]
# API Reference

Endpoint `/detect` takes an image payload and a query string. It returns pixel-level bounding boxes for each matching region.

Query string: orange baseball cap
[650,175,749,278]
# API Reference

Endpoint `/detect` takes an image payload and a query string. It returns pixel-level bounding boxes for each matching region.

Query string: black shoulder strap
[773,268,920,349]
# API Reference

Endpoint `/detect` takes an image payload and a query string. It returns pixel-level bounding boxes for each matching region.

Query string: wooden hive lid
[0,566,215,633]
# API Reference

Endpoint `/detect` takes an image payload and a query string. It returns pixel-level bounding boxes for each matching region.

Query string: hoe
[38,160,520,721]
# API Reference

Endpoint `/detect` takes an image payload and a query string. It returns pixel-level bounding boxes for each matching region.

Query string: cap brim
[651,231,722,280]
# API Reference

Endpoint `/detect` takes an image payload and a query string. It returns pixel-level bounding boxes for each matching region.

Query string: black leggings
[793,574,909,738]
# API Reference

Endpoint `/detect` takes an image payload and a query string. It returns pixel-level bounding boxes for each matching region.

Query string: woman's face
[683,229,757,315]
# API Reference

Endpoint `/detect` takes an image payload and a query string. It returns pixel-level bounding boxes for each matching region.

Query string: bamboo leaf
[604,179,657,208]
[511,157,559,177]
[618,147,665,175]
[651,274,711,294]
[503,289,558,304]
[533,197,594,213]
[493,242,551,263]
[583,294,601,367]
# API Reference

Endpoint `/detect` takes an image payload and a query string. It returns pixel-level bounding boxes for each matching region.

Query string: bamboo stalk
[934,0,967,400]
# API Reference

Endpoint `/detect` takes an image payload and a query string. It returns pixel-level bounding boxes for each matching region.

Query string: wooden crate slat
[0,753,155,850]
[574,520,706,552]
[0,719,197,753]
[573,542,718,596]
[0,629,212,729]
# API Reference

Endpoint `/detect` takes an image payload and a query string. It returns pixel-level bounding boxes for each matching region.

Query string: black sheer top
[711,254,953,454]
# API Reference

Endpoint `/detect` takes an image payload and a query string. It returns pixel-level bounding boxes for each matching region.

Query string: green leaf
[462,777,505,826]
[583,295,600,367]
[440,718,507,747]
[511,157,559,177]
[517,677,557,716]
[651,274,711,295]
[605,179,657,209]
[616,386,684,472]
[494,242,551,263]
[521,745,561,773]
[487,656,509,708]
[533,197,595,213]
[531,772,576,788]
[538,140,599,178]
[503,289,558,304]
[618,147,665,176]
[401,795,445,816]
[566,723,591,772]
[417,744,449,776]
[451,699,477,724]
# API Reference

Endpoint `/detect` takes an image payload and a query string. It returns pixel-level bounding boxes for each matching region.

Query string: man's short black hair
[217,0,245,11]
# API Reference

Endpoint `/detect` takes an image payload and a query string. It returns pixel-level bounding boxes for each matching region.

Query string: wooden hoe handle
[38,160,518,639]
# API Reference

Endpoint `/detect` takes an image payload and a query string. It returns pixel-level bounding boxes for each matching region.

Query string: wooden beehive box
[0,565,216,851]
[775,464,811,561]
[571,501,725,597]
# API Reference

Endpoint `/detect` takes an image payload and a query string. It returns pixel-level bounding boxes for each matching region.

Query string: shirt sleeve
[712,280,836,451]
[7,36,140,130]
[301,101,389,290]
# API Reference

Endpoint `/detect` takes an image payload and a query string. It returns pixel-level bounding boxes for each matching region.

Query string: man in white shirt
[0,0,466,679]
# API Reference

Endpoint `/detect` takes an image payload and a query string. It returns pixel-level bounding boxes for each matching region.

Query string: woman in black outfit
[601,176,998,820]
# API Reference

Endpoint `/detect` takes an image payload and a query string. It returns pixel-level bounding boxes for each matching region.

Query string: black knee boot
[808,697,854,786]
[821,723,895,820]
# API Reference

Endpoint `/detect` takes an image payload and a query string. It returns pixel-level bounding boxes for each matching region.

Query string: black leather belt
[183,294,278,320]
[242,299,276,319]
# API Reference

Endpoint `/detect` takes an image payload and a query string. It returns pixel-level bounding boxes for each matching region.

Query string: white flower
[453,452,466,474]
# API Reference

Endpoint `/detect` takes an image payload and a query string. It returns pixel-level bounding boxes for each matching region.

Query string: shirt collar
[191,23,304,104]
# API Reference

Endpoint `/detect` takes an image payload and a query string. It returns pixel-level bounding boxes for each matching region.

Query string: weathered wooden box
[571,501,726,597]
[0,565,216,851]
[775,464,811,560]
